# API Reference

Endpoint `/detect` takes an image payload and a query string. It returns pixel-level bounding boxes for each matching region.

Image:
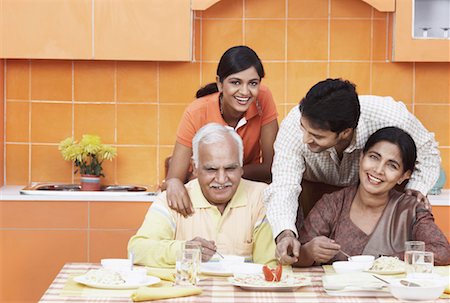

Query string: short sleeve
[258,86,278,126]
[176,106,198,148]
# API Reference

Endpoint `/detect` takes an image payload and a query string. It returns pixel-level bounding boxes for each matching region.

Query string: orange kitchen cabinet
[361,0,395,12]
[0,200,151,302]
[88,201,151,262]
[392,0,450,61]
[94,0,192,61]
[0,201,89,303]
[2,0,92,59]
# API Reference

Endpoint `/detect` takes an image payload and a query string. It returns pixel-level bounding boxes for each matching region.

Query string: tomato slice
[262,264,283,282]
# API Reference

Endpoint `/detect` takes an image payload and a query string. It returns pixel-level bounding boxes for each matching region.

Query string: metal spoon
[339,249,352,259]
[400,280,421,287]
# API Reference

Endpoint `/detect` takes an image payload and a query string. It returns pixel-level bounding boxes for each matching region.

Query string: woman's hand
[166,178,194,217]
[303,236,340,264]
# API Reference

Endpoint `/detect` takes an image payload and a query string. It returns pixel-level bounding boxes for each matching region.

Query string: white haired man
[128,123,276,267]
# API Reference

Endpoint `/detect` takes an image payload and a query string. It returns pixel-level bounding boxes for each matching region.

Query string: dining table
[39,262,448,303]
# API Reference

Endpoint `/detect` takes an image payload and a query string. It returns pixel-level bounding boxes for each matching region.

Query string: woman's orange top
[176,85,278,165]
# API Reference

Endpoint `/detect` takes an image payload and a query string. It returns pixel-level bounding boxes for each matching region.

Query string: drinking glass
[175,248,200,286]
[405,241,425,253]
[405,251,434,277]
[184,241,202,282]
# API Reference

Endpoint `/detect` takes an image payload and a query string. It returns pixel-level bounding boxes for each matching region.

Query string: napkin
[146,267,176,282]
[131,286,202,302]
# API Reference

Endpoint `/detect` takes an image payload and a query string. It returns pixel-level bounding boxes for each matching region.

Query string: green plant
[59,134,117,177]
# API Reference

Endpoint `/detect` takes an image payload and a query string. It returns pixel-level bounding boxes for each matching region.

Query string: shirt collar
[205,92,260,123]
[189,179,247,209]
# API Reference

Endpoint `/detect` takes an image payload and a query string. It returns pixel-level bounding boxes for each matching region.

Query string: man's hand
[405,189,431,211]
[166,178,194,217]
[275,230,300,265]
[187,237,217,262]
[303,236,340,264]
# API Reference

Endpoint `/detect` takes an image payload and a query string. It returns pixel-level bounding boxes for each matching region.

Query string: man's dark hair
[298,78,360,133]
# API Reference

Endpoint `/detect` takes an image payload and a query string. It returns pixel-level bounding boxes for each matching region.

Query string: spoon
[372,275,420,287]
[339,249,352,259]
[372,274,390,285]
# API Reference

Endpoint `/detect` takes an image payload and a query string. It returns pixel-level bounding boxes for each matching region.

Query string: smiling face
[217,66,261,116]
[300,116,352,153]
[359,140,411,196]
[193,135,243,207]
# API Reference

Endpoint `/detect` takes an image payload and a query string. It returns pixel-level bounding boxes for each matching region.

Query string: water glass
[175,248,200,286]
[404,241,425,253]
[405,251,434,277]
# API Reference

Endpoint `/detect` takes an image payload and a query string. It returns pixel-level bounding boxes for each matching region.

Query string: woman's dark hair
[363,127,417,173]
[298,78,360,134]
[196,45,265,98]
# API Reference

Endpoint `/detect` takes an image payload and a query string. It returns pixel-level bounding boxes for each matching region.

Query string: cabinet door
[94,0,192,61]
[393,0,450,62]
[2,0,92,59]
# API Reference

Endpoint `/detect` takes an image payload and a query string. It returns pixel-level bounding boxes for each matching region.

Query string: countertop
[0,185,156,202]
[0,185,448,205]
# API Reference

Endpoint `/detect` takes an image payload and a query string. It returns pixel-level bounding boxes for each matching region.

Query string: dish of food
[365,256,405,275]
[73,269,160,289]
[228,274,311,291]
[200,262,262,276]
[200,262,232,276]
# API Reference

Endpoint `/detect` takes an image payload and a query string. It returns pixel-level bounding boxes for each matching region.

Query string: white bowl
[101,258,132,271]
[119,268,148,284]
[332,261,365,274]
[219,255,245,268]
[348,255,375,271]
[389,278,446,301]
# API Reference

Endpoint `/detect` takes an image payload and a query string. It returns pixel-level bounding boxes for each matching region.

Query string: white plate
[228,274,311,291]
[324,288,391,297]
[200,262,232,276]
[200,262,263,276]
[365,269,405,275]
[73,275,160,289]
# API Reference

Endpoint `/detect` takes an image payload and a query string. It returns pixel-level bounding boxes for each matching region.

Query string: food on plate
[445,283,450,294]
[262,263,282,282]
[232,273,310,287]
[369,256,405,272]
[82,268,126,285]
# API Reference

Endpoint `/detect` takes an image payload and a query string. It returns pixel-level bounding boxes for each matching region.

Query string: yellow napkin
[146,267,176,282]
[131,286,202,302]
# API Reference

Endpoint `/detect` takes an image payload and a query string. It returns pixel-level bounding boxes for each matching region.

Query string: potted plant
[59,134,117,191]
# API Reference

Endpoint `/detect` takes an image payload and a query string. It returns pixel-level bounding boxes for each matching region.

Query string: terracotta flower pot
[80,175,101,191]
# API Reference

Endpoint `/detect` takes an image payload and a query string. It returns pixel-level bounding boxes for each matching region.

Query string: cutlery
[203,246,225,259]
[372,274,390,285]
[400,280,421,287]
[339,249,352,259]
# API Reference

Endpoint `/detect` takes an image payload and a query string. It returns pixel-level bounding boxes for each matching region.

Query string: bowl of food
[348,255,375,271]
[101,258,132,271]
[332,261,365,274]
[389,278,446,301]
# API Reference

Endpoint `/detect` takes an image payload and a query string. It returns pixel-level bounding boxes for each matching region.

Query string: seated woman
[164,45,279,216]
[297,127,450,266]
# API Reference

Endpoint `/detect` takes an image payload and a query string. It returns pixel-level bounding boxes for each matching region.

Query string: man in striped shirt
[264,78,440,265]
[129,123,276,267]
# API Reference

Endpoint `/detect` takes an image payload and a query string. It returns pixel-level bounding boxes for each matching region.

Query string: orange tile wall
[0,59,4,186]
[4,0,450,188]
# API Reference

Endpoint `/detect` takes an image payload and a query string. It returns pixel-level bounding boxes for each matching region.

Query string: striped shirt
[264,95,441,238]
[129,179,277,267]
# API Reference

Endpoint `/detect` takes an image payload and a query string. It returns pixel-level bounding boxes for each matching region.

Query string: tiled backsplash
[2,0,449,188]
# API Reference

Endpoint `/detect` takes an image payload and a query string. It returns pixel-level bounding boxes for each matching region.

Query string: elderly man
[128,123,276,267]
